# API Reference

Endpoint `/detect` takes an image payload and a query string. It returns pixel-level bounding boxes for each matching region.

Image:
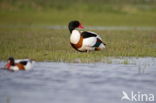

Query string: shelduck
[68,20,106,52]
[5,57,34,71]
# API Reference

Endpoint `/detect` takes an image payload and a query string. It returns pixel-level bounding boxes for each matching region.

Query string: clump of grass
[0,28,155,62]
[122,60,129,64]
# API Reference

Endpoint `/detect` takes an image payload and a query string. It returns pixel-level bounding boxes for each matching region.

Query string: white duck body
[70,30,105,52]
[9,59,34,71]
[16,59,34,70]
[10,66,19,71]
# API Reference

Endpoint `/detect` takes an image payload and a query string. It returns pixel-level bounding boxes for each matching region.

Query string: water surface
[0,57,156,103]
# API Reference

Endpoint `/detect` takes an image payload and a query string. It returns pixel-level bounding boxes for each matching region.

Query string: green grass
[0,0,156,26]
[0,28,155,62]
[0,7,156,26]
[0,1,156,62]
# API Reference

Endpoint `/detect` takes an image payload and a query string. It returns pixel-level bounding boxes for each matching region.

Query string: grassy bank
[0,0,156,26]
[0,0,156,62]
[0,27,155,62]
[0,9,156,26]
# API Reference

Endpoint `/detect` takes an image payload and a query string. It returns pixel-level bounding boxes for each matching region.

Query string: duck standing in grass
[68,20,106,52]
[4,57,34,71]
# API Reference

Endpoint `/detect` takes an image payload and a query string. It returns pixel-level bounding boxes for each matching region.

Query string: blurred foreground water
[0,57,156,103]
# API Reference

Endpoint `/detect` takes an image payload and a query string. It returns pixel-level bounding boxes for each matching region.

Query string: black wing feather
[81,31,97,38]
[19,61,28,65]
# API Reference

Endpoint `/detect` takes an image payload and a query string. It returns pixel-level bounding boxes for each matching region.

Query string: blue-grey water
[0,57,156,103]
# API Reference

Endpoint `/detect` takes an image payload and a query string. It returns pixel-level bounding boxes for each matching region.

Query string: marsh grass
[0,0,156,26]
[0,0,156,62]
[0,8,156,26]
[0,28,155,62]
